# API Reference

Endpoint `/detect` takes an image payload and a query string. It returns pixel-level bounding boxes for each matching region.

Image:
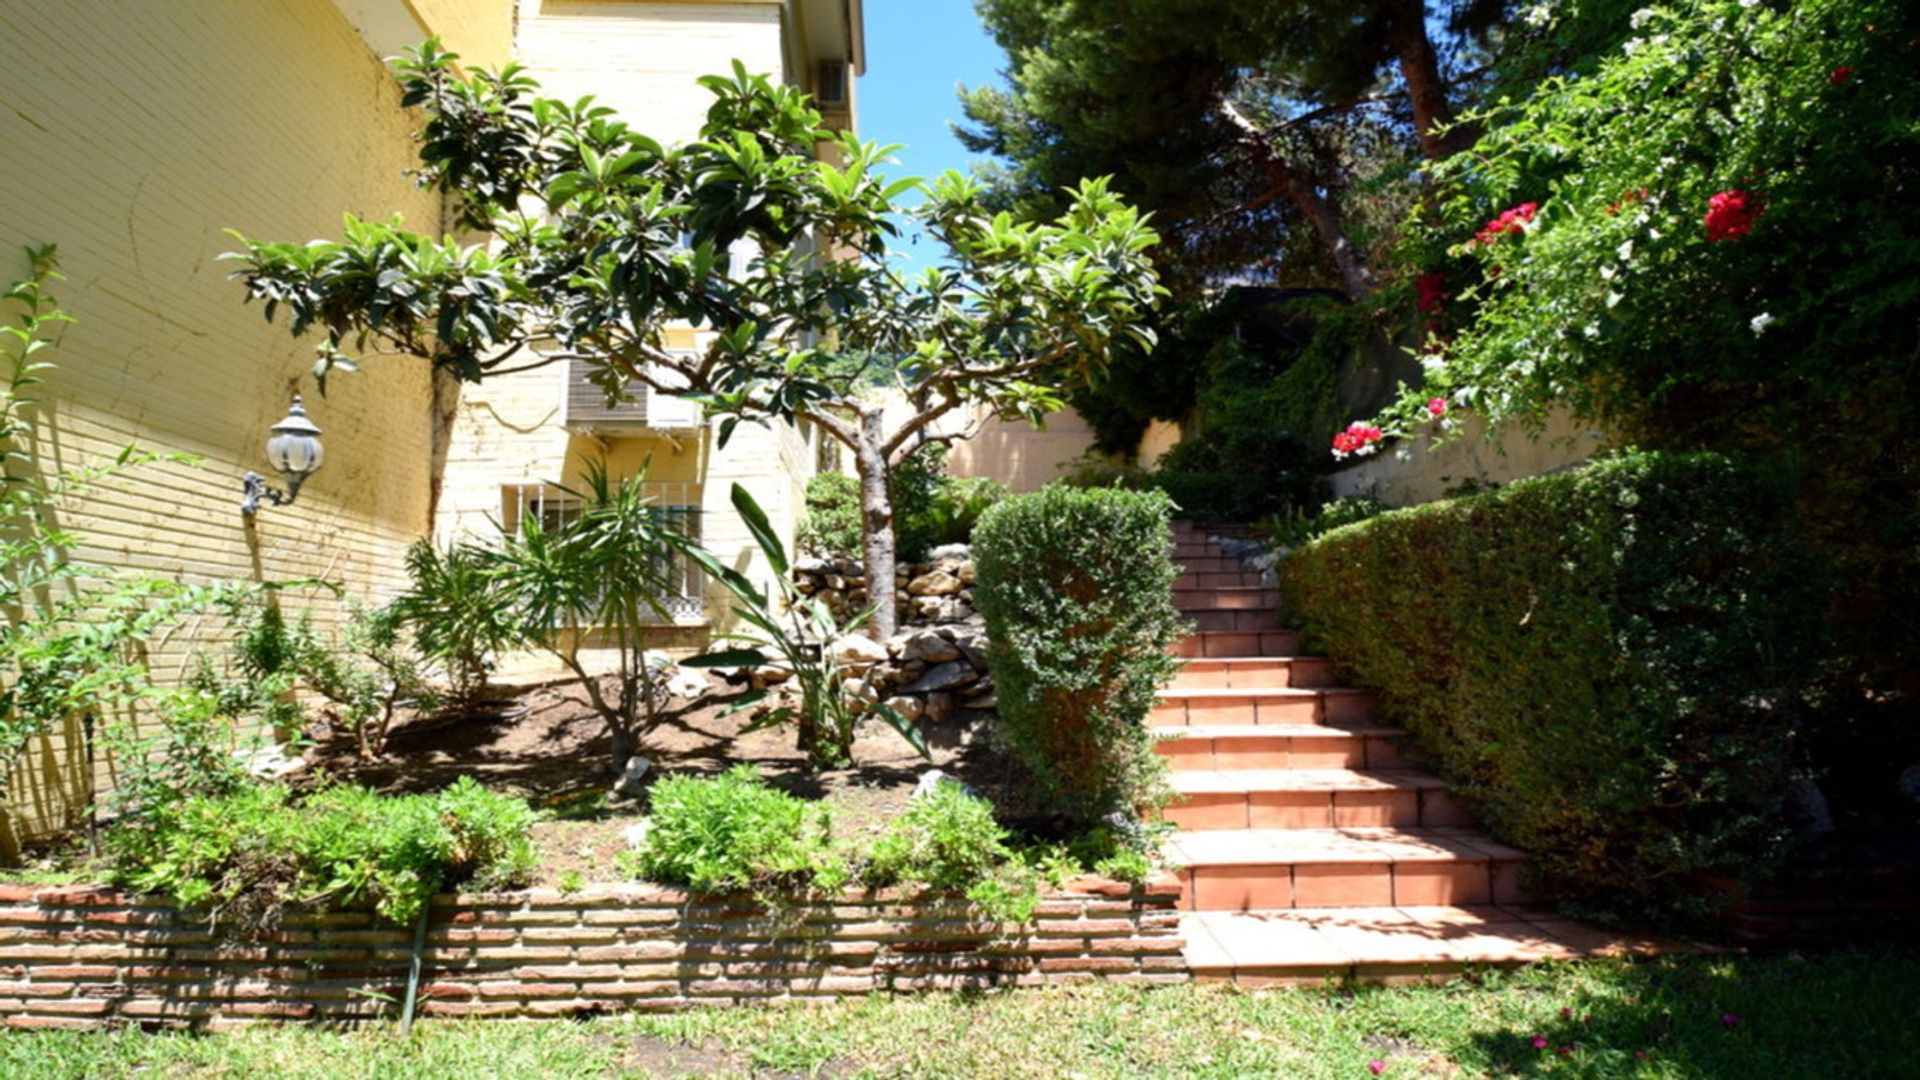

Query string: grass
[3,950,1913,1078]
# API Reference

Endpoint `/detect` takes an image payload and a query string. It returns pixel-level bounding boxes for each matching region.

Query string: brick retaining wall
[0,874,1186,1029]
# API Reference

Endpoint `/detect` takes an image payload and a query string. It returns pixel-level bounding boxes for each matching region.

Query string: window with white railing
[499,481,706,621]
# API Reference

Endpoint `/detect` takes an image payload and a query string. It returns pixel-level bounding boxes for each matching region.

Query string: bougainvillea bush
[1371,0,1920,784]
[1391,0,1918,441]
[1283,453,1828,920]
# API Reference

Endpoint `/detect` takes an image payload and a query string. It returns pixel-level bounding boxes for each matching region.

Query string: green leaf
[729,483,787,577]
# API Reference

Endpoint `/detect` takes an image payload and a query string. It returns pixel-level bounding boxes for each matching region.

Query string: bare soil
[302,675,1016,887]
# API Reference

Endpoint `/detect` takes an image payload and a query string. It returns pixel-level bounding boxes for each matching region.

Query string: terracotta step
[1175,586,1278,612]
[1165,827,1529,911]
[1186,608,1279,633]
[1172,555,1243,574]
[1180,906,1669,985]
[1152,686,1376,726]
[1175,569,1265,590]
[1169,657,1336,691]
[1163,768,1471,831]
[1173,630,1302,658]
[1155,724,1411,771]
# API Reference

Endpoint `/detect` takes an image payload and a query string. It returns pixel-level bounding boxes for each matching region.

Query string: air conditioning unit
[815,59,849,108]
[561,356,703,432]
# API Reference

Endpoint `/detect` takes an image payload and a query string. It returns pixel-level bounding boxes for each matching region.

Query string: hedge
[973,485,1186,826]
[1282,452,1828,918]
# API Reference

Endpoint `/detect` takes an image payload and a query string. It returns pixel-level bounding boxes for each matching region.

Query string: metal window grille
[500,482,706,621]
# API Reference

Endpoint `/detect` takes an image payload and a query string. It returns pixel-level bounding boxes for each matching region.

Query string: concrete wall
[0,0,465,840]
[1328,407,1611,506]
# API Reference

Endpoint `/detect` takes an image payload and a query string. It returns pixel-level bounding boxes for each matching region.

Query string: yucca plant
[486,461,681,768]
[678,484,927,770]
[392,541,520,703]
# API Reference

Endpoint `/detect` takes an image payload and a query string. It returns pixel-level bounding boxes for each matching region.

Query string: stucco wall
[1327,407,1611,506]
[0,0,447,839]
[517,0,787,140]
[414,0,517,67]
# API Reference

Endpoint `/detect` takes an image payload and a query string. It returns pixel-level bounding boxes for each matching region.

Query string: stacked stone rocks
[793,543,979,624]
[791,544,994,731]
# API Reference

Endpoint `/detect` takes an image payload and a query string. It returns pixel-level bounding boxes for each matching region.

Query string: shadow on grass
[1429,949,1920,1077]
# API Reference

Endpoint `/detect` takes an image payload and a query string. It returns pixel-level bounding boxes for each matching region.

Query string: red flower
[1475,202,1539,245]
[1331,421,1384,459]
[1415,271,1448,314]
[1829,65,1852,85]
[1426,397,1447,418]
[1368,1061,1387,1076]
[1530,1036,1549,1050]
[1705,190,1763,243]
[1721,1013,1741,1028]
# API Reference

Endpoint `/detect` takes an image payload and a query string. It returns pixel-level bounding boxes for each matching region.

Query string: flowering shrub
[1282,453,1828,920]
[1370,0,1920,743]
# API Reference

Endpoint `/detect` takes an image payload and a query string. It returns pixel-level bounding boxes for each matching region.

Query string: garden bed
[294,676,1010,887]
[0,875,1184,1030]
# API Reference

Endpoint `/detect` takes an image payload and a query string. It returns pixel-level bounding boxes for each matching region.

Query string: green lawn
[4,950,1912,1078]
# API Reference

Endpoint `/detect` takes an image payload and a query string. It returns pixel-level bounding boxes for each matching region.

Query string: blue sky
[856,0,1006,193]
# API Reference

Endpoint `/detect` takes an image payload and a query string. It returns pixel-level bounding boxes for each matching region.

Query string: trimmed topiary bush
[973,485,1186,826]
[1282,452,1829,919]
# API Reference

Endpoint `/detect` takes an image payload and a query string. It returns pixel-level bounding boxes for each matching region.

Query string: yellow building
[0,0,862,845]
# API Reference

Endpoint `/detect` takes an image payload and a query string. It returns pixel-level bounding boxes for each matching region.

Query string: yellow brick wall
[0,0,447,842]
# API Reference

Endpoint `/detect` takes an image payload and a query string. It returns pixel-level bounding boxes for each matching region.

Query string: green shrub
[797,471,863,556]
[867,782,1014,892]
[866,782,1038,922]
[631,766,845,893]
[973,486,1186,825]
[798,447,1009,560]
[1282,452,1829,920]
[108,778,537,930]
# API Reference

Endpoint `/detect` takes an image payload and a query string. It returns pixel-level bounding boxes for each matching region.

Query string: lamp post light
[241,395,324,517]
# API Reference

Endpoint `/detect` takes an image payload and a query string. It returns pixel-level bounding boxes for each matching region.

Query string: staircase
[1161,522,1662,983]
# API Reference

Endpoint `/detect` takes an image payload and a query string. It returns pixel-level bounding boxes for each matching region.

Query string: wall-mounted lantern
[241,396,324,517]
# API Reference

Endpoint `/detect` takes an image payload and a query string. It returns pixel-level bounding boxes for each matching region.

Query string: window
[500,481,707,621]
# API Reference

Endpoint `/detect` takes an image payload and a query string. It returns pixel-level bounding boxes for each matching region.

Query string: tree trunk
[1386,0,1473,161]
[1278,171,1379,302]
[854,407,899,641]
[1218,98,1377,302]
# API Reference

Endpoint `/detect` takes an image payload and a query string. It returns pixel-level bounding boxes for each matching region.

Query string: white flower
[1750,312,1775,335]
[1630,8,1654,29]
[1524,3,1554,28]
[1618,238,1635,261]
